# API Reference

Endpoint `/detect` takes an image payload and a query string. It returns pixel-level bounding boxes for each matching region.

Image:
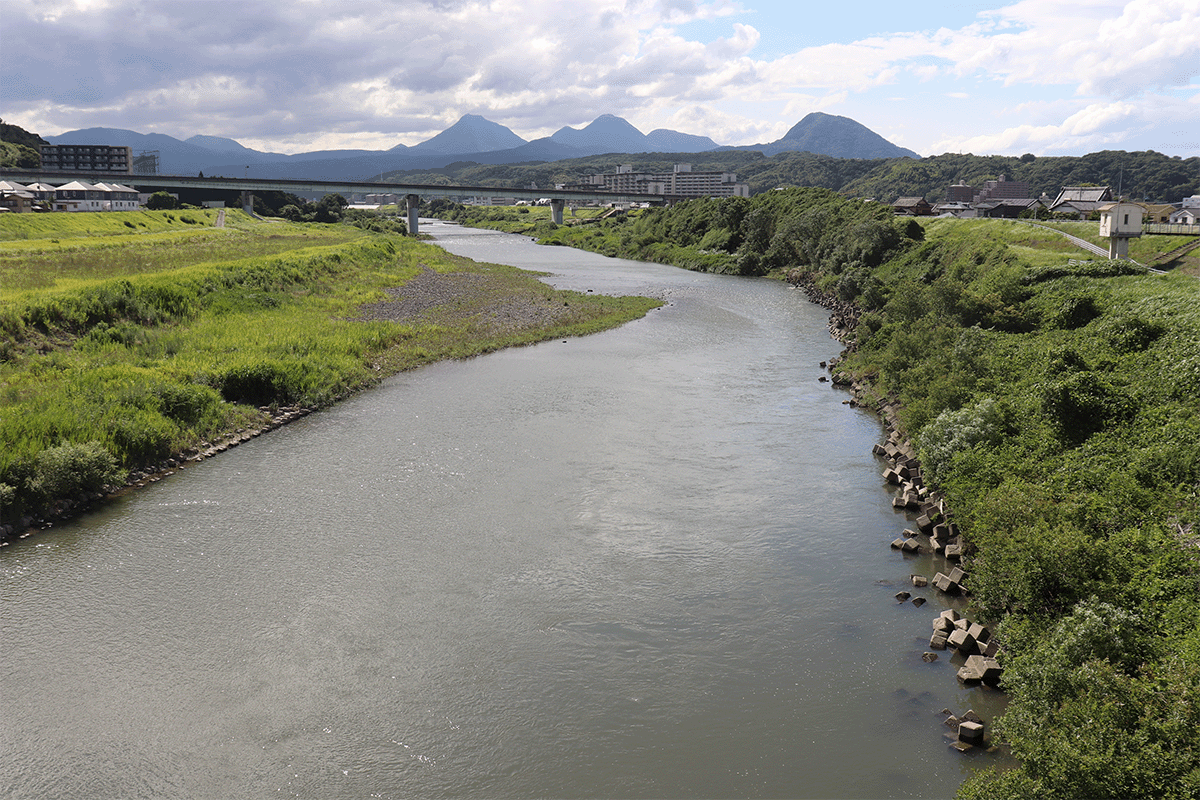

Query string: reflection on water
[0,223,1006,798]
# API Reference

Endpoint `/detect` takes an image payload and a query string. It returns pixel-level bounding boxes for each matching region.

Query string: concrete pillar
[550,198,565,225]
[1107,236,1129,260]
[241,190,255,216]
[406,194,420,235]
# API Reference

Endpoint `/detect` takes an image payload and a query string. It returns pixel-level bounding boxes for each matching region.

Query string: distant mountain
[186,134,262,155]
[548,114,718,155]
[408,114,526,154]
[732,112,919,159]
[551,114,652,154]
[645,128,720,152]
[36,111,914,182]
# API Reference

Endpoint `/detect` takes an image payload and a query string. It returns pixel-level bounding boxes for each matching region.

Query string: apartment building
[40,144,134,175]
[570,163,750,198]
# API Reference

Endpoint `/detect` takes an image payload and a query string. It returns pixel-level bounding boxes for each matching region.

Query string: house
[91,182,140,211]
[1170,207,1199,225]
[1141,203,1176,224]
[932,201,975,218]
[892,197,932,216]
[975,198,1039,218]
[24,182,58,203]
[1048,186,1112,218]
[0,180,38,213]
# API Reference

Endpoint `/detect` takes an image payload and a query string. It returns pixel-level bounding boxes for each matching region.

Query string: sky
[2,0,1198,158]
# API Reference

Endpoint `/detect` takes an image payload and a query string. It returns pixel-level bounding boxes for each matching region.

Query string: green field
[0,211,660,528]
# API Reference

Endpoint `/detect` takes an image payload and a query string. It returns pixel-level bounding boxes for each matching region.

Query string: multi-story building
[946,181,974,203]
[40,144,133,175]
[973,175,1030,203]
[570,163,750,199]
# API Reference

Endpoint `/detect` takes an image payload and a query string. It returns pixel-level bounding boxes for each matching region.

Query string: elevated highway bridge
[0,171,669,234]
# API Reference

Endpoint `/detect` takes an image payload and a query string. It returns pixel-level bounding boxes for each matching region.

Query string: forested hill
[839,150,1200,203]
[387,149,1199,202]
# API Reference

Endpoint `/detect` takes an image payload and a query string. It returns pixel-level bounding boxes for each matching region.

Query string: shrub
[917,397,1004,484]
[28,441,124,501]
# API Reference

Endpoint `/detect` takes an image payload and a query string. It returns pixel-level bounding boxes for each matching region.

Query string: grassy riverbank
[0,211,660,534]
[444,195,1200,799]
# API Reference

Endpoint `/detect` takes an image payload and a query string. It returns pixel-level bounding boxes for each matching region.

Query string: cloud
[927,92,1200,155]
[1,0,1196,156]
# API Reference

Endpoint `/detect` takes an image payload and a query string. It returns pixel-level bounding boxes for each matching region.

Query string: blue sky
[3,0,1197,159]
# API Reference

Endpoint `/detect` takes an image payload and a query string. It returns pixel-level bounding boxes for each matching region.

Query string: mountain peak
[777,112,919,159]
[551,114,649,154]
[409,115,526,154]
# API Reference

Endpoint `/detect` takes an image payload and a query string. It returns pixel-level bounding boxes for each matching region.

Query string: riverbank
[442,197,1200,798]
[0,213,661,543]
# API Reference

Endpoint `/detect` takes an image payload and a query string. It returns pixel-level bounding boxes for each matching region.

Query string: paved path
[215,208,226,228]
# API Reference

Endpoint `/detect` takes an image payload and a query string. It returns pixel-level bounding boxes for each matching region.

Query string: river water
[1,222,1004,798]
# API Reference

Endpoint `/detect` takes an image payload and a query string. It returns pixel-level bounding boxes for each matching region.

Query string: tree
[315,193,348,223]
[145,191,179,210]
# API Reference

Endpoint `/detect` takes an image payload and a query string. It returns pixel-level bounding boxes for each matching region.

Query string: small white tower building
[1098,201,1143,260]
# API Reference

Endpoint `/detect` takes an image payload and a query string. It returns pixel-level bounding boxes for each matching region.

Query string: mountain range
[43,112,918,182]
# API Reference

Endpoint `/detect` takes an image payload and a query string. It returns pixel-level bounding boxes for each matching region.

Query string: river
[0,222,1004,798]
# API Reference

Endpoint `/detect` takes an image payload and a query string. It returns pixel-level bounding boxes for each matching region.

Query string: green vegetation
[386,148,1198,202]
[0,119,45,168]
[450,193,1200,798]
[434,189,919,280]
[0,212,659,528]
[427,201,609,233]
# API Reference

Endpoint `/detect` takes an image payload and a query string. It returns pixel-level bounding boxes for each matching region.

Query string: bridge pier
[550,198,565,225]
[240,190,255,216]
[406,194,420,235]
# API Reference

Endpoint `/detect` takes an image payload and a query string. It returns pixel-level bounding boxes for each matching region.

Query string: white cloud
[1,0,1196,156]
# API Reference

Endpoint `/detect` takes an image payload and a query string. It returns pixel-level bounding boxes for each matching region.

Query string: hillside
[383,148,1198,203]
[841,150,1200,203]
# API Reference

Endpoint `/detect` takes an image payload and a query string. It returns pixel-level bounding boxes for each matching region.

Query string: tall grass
[0,216,658,526]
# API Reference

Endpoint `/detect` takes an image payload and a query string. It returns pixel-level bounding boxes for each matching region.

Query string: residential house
[92,182,141,211]
[1170,207,1199,225]
[0,180,38,213]
[1141,203,1176,224]
[53,180,142,211]
[932,201,975,218]
[892,197,932,216]
[975,198,1039,218]
[1049,186,1113,218]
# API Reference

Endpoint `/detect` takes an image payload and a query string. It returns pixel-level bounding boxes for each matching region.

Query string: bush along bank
[492,192,1200,799]
[787,223,1198,800]
[0,222,661,542]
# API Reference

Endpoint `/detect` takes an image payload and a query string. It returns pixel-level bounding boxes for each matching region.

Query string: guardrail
[1143,223,1200,235]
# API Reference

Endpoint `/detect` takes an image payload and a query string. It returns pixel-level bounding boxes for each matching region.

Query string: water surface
[0,222,1003,798]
